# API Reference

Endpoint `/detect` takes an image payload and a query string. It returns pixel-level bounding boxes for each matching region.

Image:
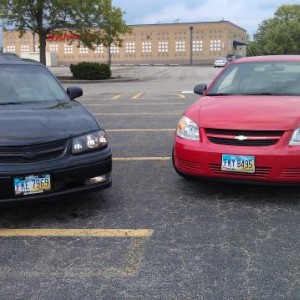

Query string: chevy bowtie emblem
[235,135,248,141]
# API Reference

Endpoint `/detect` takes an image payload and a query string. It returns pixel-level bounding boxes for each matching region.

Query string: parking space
[0,66,299,299]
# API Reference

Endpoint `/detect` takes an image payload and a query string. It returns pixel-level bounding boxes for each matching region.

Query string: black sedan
[0,56,112,204]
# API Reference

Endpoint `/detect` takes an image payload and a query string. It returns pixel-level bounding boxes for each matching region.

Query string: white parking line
[85,103,185,106]
[106,129,174,132]
[181,91,194,94]
[94,113,180,116]
[113,157,171,161]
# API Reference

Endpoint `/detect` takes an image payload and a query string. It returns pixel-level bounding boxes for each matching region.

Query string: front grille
[209,164,271,178]
[209,137,277,146]
[205,128,283,147]
[0,140,67,163]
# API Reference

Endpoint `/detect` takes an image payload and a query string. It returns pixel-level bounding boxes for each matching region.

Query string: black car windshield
[0,64,69,103]
[207,61,300,96]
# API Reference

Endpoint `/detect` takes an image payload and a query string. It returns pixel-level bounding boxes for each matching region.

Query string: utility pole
[189,26,193,65]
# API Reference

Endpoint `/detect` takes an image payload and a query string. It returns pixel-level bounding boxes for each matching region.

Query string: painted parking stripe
[113,157,171,161]
[112,93,122,100]
[85,103,185,107]
[94,112,180,116]
[132,92,143,100]
[106,128,174,132]
[0,229,153,237]
[182,91,194,94]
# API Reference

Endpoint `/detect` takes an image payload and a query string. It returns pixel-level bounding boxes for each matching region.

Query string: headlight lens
[289,128,300,145]
[176,116,200,141]
[72,130,108,154]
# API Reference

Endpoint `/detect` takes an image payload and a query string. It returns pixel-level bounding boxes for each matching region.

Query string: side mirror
[194,84,207,95]
[67,87,83,100]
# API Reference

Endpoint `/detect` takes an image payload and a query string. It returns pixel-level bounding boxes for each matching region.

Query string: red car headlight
[176,116,200,141]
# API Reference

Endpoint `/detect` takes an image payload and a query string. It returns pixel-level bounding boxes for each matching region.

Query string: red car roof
[233,55,300,63]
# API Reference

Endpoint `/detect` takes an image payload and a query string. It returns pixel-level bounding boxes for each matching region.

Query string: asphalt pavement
[0,66,299,299]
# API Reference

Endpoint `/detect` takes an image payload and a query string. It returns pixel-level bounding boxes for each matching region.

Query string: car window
[0,64,69,103]
[212,67,238,92]
[207,62,300,96]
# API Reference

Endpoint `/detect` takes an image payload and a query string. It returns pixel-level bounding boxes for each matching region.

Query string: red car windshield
[207,61,300,96]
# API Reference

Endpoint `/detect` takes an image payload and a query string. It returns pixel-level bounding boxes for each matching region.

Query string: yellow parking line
[0,229,153,238]
[112,93,122,100]
[113,157,171,161]
[131,92,143,100]
[107,129,174,132]
[177,93,186,99]
[94,113,180,116]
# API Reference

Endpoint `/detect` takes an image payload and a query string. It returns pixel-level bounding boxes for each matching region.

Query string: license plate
[221,154,255,173]
[14,174,51,196]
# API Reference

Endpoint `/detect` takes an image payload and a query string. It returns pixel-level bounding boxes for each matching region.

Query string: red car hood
[187,95,300,131]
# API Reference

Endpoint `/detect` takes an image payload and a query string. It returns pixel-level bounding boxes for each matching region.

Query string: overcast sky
[113,0,299,38]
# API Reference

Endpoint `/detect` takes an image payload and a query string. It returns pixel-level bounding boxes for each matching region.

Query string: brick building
[3,20,247,66]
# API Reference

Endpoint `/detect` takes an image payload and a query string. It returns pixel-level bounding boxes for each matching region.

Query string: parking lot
[0,66,299,299]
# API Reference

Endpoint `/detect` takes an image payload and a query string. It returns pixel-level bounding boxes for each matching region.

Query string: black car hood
[0,101,99,146]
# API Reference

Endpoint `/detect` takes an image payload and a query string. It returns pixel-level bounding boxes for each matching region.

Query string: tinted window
[0,64,69,103]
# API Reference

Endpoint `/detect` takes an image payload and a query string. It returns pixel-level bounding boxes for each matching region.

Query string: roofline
[3,20,247,34]
[128,20,247,32]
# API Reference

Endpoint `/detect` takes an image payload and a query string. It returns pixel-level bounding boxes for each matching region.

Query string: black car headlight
[72,130,108,154]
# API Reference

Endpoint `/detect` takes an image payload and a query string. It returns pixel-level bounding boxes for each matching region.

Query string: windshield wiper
[243,92,275,95]
[206,93,233,96]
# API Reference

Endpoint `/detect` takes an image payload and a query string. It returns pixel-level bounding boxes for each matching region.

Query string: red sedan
[173,55,300,183]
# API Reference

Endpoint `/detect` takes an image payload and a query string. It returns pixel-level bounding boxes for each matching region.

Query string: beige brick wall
[3,21,247,65]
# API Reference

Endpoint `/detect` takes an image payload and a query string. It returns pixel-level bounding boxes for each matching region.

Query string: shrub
[70,62,111,80]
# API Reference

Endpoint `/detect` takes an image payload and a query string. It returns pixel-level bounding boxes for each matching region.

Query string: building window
[126,42,136,53]
[21,44,30,52]
[210,40,221,51]
[158,41,168,53]
[94,45,104,54]
[110,44,119,54]
[175,41,185,52]
[193,40,203,52]
[64,44,73,54]
[49,44,58,53]
[142,41,152,53]
[6,45,16,53]
[79,45,89,54]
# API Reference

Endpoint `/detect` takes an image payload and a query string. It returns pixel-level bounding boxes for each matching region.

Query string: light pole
[189,26,193,65]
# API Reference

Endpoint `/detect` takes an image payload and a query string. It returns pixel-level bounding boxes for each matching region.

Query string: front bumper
[174,136,300,184]
[0,151,112,204]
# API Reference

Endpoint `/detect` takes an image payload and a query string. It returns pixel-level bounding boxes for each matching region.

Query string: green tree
[0,0,131,65]
[246,41,262,57]
[252,4,300,55]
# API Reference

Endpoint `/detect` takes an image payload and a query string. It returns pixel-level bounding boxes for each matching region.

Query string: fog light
[85,173,111,185]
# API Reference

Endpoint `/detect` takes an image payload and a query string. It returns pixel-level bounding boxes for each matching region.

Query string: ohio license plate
[14,174,51,196]
[221,154,255,173]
